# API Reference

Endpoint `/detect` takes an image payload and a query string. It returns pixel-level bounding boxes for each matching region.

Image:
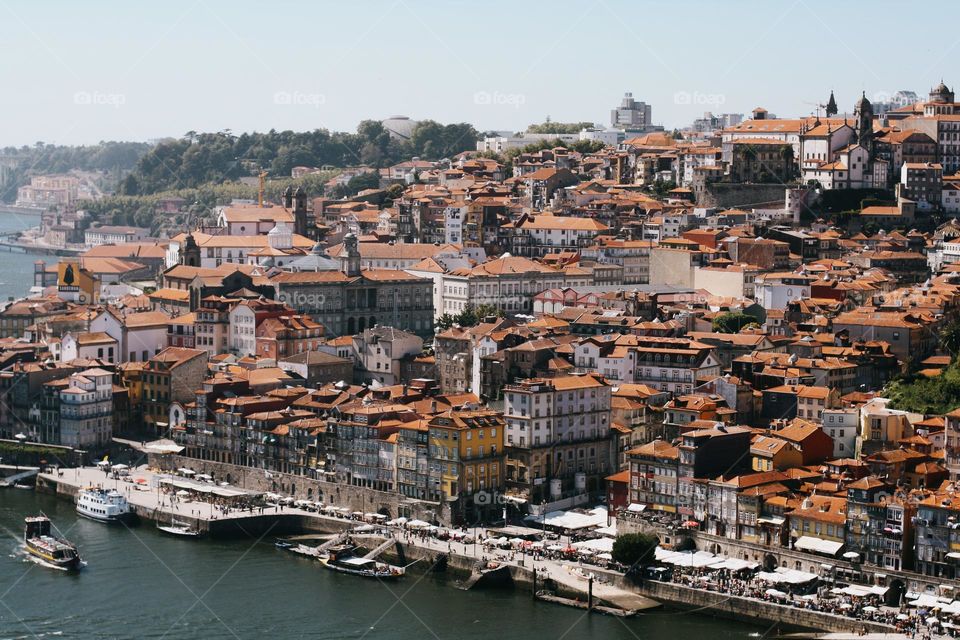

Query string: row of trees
[81,170,340,235]
[125,120,480,196]
[435,304,505,331]
[0,141,151,202]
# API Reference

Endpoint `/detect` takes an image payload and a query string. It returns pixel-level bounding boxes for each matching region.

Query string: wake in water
[10,543,85,572]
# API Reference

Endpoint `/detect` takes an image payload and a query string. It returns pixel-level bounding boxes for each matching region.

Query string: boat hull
[319,558,404,579]
[25,542,81,570]
[156,526,201,538]
[76,507,131,524]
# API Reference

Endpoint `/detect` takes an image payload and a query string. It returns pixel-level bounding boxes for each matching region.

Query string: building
[611,92,652,129]
[427,409,506,521]
[503,374,613,505]
[273,234,434,338]
[352,326,423,386]
[255,314,325,360]
[140,347,209,433]
[84,225,149,247]
[277,351,353,387]
[53,368,113,449]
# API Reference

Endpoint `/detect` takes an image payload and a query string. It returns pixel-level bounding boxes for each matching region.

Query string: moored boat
[319,543,404,579]
[24,516,81,570]
[156,519,201,538]
[76,487,132,523]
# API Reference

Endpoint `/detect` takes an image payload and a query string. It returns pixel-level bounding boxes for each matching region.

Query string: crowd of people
[667,565,951,638]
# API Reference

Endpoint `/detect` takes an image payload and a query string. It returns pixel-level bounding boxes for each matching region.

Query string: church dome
[268,221,293,250]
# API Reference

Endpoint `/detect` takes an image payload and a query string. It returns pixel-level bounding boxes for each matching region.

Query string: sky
[0,0,958,147]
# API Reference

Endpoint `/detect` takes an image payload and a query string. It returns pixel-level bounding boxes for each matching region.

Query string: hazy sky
[1,0,957,147]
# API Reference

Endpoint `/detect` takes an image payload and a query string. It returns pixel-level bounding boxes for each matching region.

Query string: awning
[946,552,960,560]
[758,516,785,525]
[793,536,843,556]
[627,503,647,513]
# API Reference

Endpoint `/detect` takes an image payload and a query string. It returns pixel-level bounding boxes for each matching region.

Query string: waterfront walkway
[37,465,951,635]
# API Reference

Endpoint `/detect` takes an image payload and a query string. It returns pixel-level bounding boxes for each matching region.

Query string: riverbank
[33,464,916,635]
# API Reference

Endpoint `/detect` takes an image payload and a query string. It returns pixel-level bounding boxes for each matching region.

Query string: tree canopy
[127,120,479,195]
[0,141,151,202]
[435,304,505,331]
[526,121,595,134]
[712,312,760,334]
[611,533,658,567]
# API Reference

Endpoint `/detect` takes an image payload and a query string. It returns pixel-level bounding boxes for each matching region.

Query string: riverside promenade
[33,465,909,633]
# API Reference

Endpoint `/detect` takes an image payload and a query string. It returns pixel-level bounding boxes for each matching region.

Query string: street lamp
[14,433,26,471]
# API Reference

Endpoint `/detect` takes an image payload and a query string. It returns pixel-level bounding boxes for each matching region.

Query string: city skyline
[1,0,957,146]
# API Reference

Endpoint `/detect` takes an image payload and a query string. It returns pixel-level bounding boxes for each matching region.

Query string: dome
[268,221,293,250]
[381,116,419,140]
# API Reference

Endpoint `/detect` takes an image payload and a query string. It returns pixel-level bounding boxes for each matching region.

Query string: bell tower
[340,233,361,277]
[293,186,308,237]
[179,232,200,267]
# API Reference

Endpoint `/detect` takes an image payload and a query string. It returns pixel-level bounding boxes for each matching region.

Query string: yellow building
[750,434,803,472]
[427,409,506,511]
[787,494,848,550]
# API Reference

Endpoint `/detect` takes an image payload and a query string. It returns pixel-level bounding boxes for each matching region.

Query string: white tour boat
[76,487,132,523]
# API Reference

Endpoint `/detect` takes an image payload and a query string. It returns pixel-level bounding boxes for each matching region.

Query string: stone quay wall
[148,454,451,524]
[636,580,895,634]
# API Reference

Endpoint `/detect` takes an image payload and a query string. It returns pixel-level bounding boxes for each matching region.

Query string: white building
[476,132,579,154]
[503,374,611,449]
[821,408,860,458]
[89,309,170,363]
[444,205,465,245]
[754,273,815,310]
[57,368,113,449]
[61,332,118,364]
[352,326,423,386]
[429,254,590,317]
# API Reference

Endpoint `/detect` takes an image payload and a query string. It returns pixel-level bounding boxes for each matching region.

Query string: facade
[611,92,652,128]
[427,410,506,520]
[503,374,613,504]
[352,326,423,386]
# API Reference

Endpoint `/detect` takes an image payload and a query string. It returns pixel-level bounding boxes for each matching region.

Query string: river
[0,214,46,302]
[0,490,760,640]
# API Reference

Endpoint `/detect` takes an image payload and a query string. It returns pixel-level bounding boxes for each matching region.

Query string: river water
[0,490,760,640]
[0,214,46,302]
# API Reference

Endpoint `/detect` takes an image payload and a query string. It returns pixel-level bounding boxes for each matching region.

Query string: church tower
[179,232,200,267]
[825,90,838,117]
[293,186,308,237]
[340,233,361,277]
[282,185,294,209]
[854,92,875,153]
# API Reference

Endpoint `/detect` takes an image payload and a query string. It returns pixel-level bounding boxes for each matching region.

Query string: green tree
[712,312,759,334]
[939,319,960,360]
[436,313,456,331]
[611,533,658,567]
[526,121,595,134]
